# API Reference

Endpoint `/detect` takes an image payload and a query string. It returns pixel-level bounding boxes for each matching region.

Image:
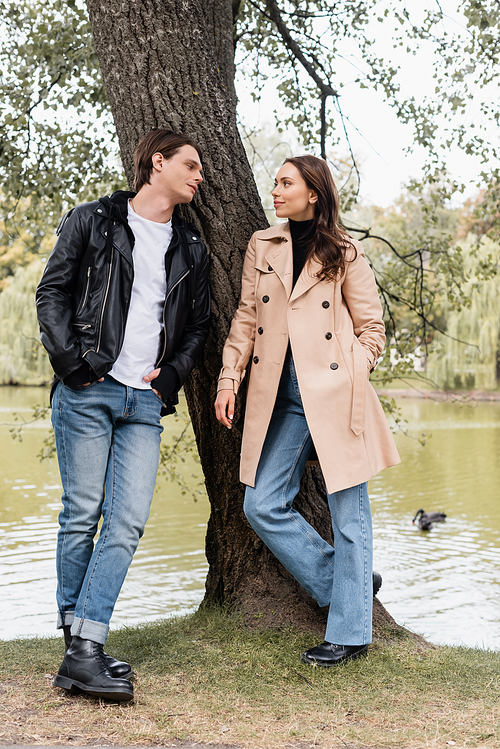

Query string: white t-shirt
[109,202,172,389]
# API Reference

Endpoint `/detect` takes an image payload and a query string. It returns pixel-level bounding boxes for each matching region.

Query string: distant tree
[426,236,500,391]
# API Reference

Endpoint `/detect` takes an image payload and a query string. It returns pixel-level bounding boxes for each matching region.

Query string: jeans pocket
[65,380,99,392]
[151,388,164,405]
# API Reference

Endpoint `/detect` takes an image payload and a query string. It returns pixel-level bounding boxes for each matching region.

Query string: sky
[236,1,496,207]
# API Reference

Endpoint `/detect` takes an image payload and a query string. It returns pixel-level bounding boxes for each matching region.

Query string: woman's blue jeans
[244,355,373,645]
[51,376,163,645]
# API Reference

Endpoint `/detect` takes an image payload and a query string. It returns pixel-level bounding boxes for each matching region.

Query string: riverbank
[1,607,498,749]
[377,386,500,401]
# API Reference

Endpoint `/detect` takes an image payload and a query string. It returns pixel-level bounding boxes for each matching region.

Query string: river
[0,386,499,649]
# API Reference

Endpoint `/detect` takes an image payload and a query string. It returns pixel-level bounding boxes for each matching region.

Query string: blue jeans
[51,376,164,644]
[244,355,373,645]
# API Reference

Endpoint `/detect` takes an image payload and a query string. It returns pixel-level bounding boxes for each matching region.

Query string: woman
[215,155,400,667]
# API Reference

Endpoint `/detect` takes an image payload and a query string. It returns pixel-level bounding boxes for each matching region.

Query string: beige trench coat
[218,222,400,494]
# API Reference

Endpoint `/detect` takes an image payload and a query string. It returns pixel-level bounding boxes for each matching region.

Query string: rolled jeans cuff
[57,610,75,629]
[71,616,109,645]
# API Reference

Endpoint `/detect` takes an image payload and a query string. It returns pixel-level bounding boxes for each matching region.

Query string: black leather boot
[62,625,133,679]
[54,636,134,701]
[301,641,368,667]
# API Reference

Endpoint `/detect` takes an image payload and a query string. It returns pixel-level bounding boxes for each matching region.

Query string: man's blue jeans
[51,376,164,645]
[244,355,373,645]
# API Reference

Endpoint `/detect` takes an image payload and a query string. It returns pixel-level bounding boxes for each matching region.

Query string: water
[0,388,499,648]
[0,386,209,641]
[371,396,500,649]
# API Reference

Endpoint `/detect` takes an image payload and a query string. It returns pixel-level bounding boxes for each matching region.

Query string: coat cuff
[217,367,246,395]
[63,362,93,389]
[152,365,180,403]
[217,377,239,395]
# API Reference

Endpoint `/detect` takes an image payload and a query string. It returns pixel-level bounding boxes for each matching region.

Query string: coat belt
[351,341,368,436]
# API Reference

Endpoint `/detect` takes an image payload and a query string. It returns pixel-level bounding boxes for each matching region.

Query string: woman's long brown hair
[283,155,355,281]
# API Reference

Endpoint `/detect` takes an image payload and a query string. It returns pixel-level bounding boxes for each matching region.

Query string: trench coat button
[322,301,330,308]
[268,265,273,271]
[97,208,102,213]
[325,332,332,340]
[330,362,338,370]
[262,295,269,303]
[258,327,264,335]
[253,356,259,364]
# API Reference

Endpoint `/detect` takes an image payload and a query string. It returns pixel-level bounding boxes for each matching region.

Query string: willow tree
[2,0,499,632]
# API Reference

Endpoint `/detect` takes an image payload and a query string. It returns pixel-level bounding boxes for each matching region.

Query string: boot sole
[53,674,133,701]
[301,645,368,668]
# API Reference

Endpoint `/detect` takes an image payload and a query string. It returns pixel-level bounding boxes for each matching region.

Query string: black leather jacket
[36,190,210,415]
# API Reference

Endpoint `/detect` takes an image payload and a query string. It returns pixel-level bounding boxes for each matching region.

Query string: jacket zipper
[96,246,114,353]
[156,268,190,366]
[75,267,92,316]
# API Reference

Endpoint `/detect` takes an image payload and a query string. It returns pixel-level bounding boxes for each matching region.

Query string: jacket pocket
[75,267,92,316]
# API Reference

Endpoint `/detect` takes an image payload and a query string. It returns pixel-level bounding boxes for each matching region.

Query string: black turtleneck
[289,218,314,288]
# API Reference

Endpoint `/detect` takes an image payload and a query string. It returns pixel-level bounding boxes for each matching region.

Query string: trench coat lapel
[289,256,323,302]
[258,223,293,300]
[257,223,326,302]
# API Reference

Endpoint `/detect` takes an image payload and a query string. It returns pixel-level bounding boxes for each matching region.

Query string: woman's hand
[215,389,235,429]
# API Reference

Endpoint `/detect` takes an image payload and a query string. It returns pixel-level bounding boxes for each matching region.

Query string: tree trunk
[86,0,404,638]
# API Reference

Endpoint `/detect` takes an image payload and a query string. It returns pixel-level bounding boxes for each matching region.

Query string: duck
[412,509,447,531]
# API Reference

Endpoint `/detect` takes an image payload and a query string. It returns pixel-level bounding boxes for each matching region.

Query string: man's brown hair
[133,130,203,192]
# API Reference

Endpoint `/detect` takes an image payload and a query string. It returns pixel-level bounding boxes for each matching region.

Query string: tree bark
[86,0,404,638]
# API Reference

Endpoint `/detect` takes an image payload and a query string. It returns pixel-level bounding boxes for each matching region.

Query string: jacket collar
[97,192,190,264]
[107,190,135,224]
[256,222,290,242]
[257,223,293,299]
[101,191,187,232]
[257,222,324,301]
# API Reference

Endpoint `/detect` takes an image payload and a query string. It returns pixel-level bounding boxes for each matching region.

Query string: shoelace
[93,641,110,672]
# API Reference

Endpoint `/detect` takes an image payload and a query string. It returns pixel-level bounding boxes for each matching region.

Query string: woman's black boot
[62,625,133,679]
[54,636,134,701]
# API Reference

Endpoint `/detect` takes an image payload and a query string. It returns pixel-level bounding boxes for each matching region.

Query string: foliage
[0,0,124,255]
[383,2,500,240]
[158,412,205,501]
[345,185,466,380]
[0,258,53,384]
[0,196,49,285]
[1,0,496,379]
[236,1,500,334]
[1,0,497,228]
[235,3,497,170]
[1,0,500,480]
[426,235,500,391]
[240,122,359,222]
[347,196,500,391]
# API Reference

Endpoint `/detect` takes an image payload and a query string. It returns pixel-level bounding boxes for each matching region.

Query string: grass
[1,607,499,748]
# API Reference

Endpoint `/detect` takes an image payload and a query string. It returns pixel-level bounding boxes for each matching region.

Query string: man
[36,130,210,701]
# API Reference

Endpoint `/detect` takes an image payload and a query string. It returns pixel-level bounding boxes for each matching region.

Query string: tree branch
[263,0,338,99]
